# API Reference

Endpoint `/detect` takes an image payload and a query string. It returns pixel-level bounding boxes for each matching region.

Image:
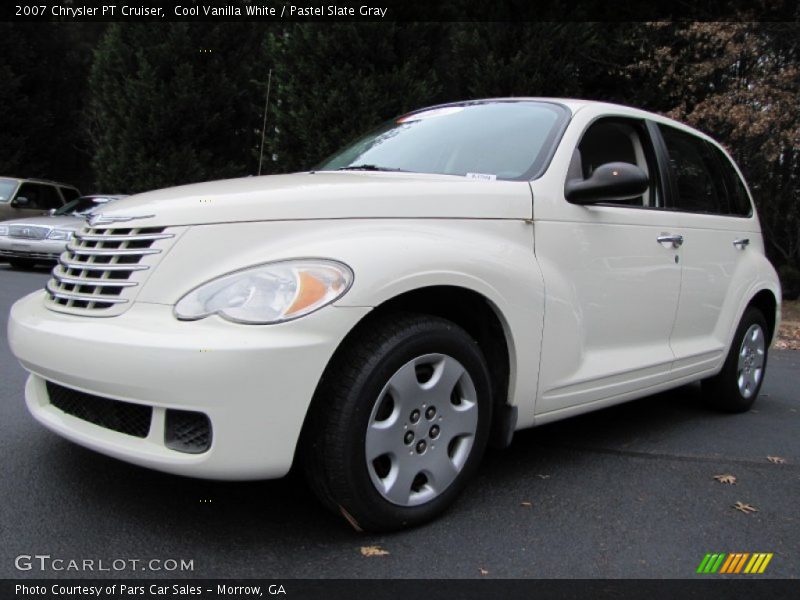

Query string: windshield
[55,196,112,216]
[0,178,19,202]
[317,101,569,180]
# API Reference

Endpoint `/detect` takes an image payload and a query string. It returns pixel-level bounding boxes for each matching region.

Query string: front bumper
[8,291,371,480]
[0,237,65,262]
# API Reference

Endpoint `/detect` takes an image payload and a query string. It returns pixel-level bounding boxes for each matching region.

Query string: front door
[535,117,682,414]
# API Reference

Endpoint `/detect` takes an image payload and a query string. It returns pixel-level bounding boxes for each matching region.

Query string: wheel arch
[296,285,518,471]
[747,288,779,345]
[369,285,515,448]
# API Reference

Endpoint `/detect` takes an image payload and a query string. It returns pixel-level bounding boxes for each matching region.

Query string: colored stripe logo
[696,553,773,574]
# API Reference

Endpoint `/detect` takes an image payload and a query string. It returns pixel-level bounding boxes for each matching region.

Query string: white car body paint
[7,99,780,480]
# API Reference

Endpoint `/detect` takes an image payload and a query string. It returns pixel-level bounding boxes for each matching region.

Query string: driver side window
[569,118,661,207]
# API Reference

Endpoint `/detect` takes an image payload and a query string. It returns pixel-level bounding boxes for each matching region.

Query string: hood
[92,172,533,228]
[0,215,83,230]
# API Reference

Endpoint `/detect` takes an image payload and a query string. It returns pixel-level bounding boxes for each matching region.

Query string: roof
[0,176,79,188]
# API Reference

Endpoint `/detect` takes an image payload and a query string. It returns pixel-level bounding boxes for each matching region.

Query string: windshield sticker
[397,106,465,123]
[466,173,497,181]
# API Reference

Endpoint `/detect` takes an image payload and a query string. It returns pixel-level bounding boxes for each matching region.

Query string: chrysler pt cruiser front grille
[44,226,176,316]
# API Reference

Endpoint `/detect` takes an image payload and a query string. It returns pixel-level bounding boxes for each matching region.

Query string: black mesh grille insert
[165,409,212,454]
[46,381,152,438]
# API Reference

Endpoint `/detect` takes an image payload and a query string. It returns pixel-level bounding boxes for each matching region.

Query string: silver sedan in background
[0,195,127,269]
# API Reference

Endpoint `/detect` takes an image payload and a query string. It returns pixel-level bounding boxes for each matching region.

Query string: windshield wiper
[336,164,408,172]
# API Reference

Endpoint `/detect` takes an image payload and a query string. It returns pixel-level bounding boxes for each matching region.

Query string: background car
[0,177,81,221]
[0,194,126,269]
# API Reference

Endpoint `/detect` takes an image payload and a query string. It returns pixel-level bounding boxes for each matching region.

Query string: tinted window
[708,146,752,217]
[658,125,727,214]
[60,187,80,202]
[15,183,63,210]
[318,101,569,181]
[39,185,64,209]
[55,196,117,216]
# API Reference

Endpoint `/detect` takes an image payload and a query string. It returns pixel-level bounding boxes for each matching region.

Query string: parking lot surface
[1,264,798,579]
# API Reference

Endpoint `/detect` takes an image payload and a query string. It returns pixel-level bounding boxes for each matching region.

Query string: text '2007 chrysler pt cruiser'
[8,100,781,531]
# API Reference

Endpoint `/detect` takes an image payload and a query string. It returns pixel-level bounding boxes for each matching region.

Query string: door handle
[657,234,684,248]
[733,238,750,249]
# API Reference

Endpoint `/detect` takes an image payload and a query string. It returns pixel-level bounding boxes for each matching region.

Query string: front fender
[138,218,545,428]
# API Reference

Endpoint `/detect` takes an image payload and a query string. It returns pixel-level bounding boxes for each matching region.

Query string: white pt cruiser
[8,100,781,531]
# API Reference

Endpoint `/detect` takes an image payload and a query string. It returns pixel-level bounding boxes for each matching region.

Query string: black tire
[8,258,37,270]
[302,312,493,532]
[702,306,769,413]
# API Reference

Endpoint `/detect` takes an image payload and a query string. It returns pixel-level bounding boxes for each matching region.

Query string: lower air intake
[46,381,152,438]
[165,409,212,454]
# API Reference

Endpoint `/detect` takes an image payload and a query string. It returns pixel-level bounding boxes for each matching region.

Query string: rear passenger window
[658,124,750,217]
[60,187,80,203]
[39,185,64,210]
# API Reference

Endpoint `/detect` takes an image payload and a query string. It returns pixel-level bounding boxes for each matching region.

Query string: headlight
[174,259,354,324]
[47,229,73,240]
[0,225,7,236]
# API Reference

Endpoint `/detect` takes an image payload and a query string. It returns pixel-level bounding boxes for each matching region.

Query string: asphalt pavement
[1,264,798,579]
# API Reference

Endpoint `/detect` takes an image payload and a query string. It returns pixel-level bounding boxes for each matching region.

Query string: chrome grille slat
[51,273,138,288]
[75,233,173,243]
[46,281,129,304]
[57,258,149,272]
[45,225,178,315]
[66,246,162,257]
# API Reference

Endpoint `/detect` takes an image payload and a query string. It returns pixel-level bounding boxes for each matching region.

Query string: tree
[0,23,99,189]
[265,23,444,173]
[628,22,800,277]
[88,23,270,193]
[439,23,629,102]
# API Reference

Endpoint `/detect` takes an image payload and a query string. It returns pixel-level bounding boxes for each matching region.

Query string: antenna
[257,69,273,176]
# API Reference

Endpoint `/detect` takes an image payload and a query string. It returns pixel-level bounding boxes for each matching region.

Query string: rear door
[654,124,761,377]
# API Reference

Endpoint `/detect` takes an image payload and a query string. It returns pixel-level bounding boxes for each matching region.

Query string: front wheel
[302,313,493,532]
[702,306,769,413]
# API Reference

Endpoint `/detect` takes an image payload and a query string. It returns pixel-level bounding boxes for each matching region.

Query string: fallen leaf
[767,456,786,464]
[479,568,489,576]
[733,501,758,514]
[713,474,737,484]
[339,505,363,532]
[360,546,389,557]
[520,501,533,507]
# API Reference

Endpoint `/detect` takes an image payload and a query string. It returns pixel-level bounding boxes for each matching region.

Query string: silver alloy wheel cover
[365,353,479,507]
[737,323,765,399]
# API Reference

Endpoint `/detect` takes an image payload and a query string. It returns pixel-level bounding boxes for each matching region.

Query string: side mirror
[12,196,29,207]
[565,162,649,205]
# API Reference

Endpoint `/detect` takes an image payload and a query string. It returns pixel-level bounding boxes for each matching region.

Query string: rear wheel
[8,258,37,270]
[702,306,769,413]
[302,313,493,532]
